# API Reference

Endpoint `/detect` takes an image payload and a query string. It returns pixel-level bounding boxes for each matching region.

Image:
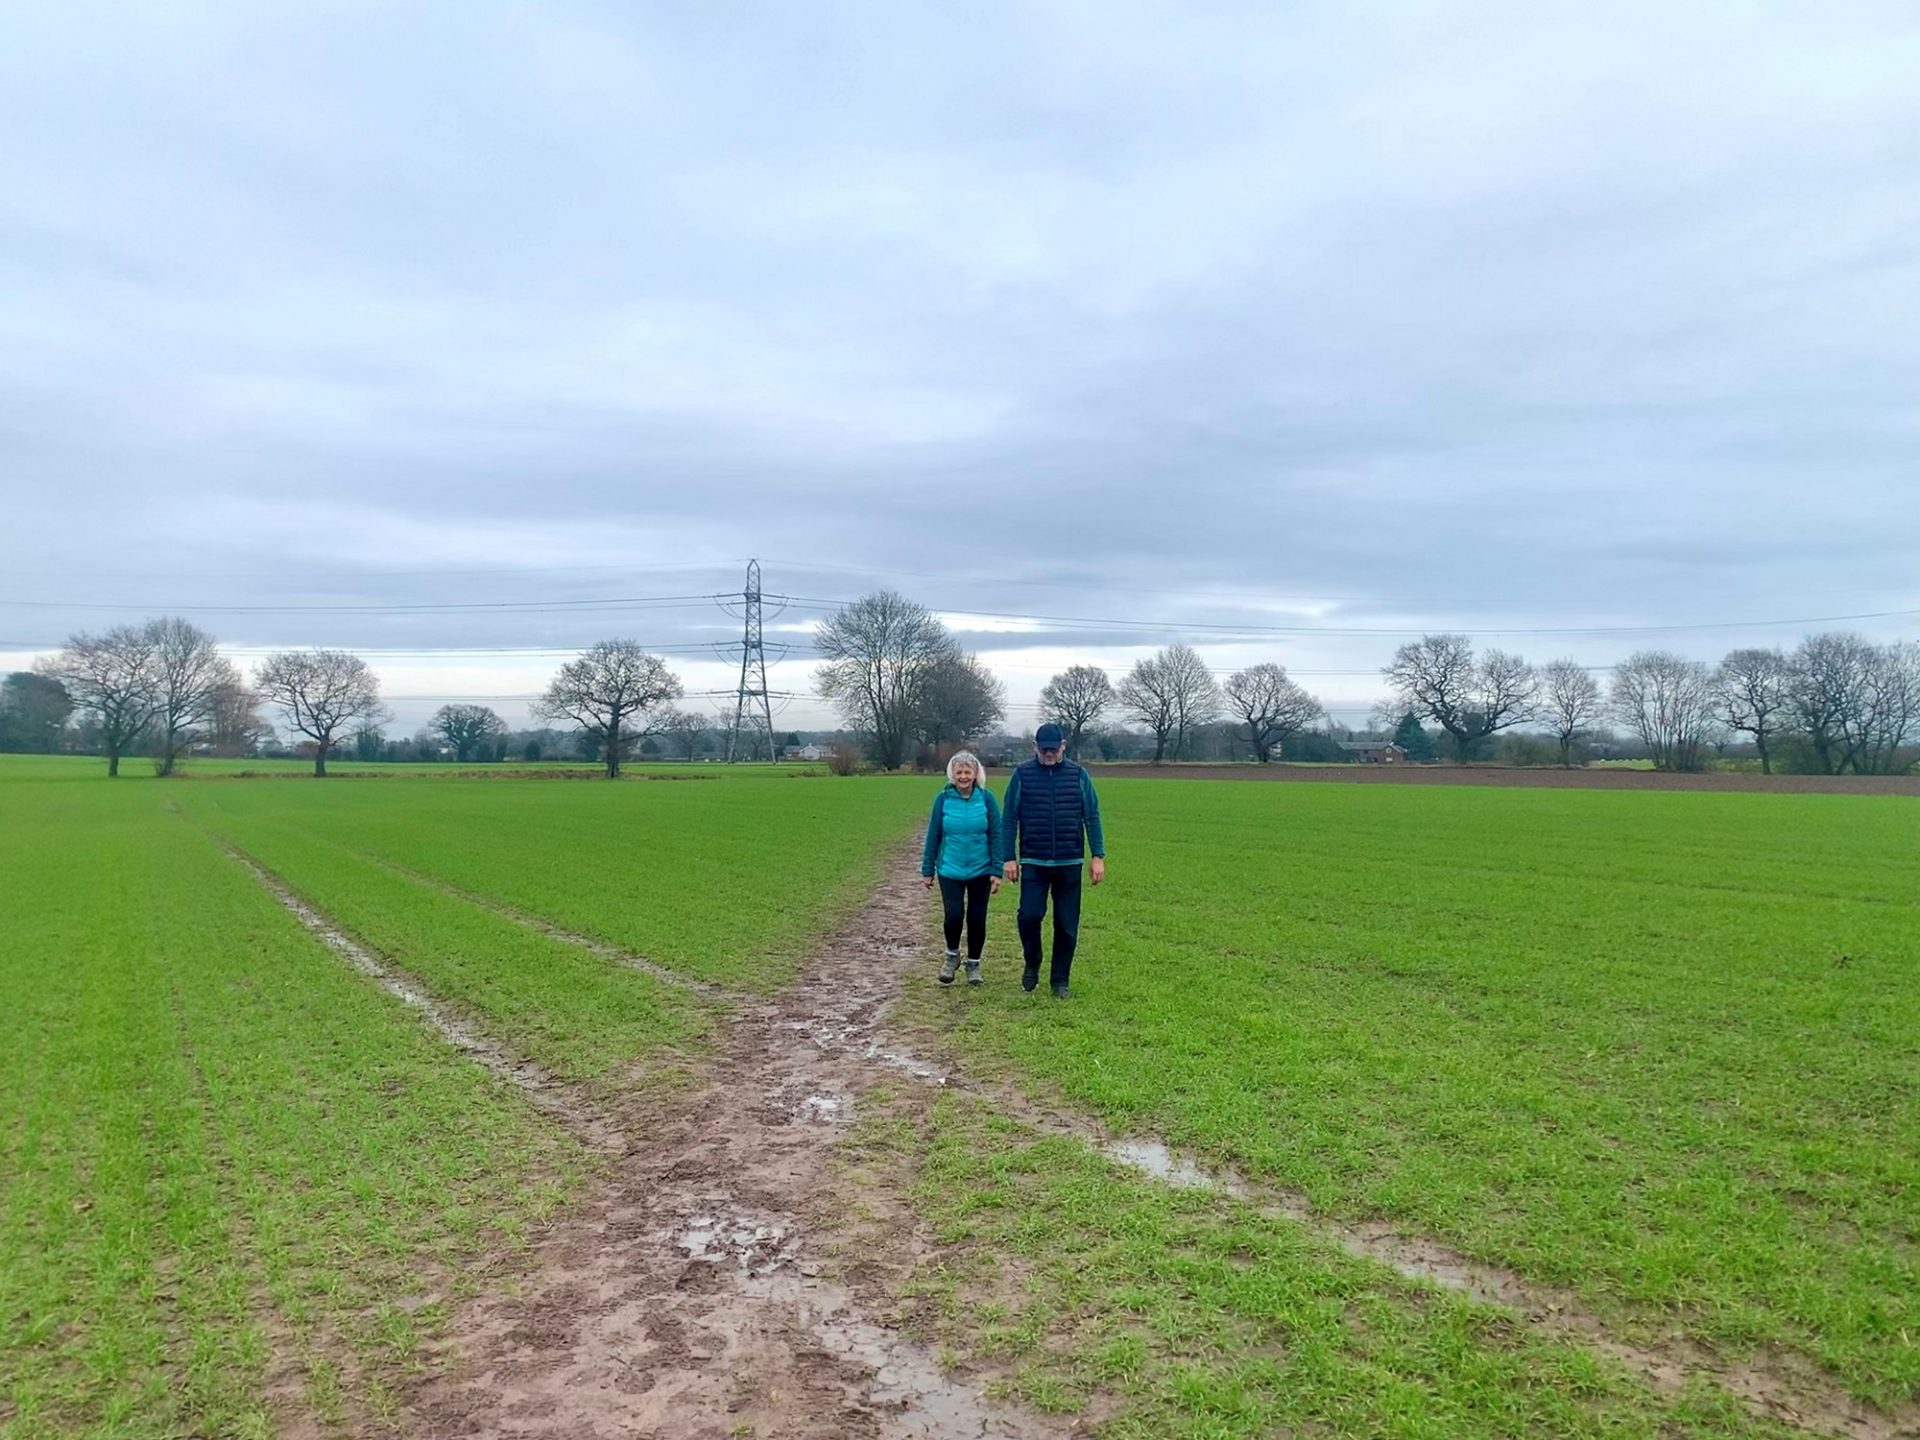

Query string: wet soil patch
[404,839,1072,1440]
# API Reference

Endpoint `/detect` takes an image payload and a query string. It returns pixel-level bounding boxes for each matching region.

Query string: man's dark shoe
[1051,983,1072,1000]
[1021,964,1039,992]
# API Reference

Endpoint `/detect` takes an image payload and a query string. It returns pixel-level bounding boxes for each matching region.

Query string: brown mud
[403,841,1075,1440]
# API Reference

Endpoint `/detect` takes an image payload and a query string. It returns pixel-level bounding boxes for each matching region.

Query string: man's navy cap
[1034,723,1065,748]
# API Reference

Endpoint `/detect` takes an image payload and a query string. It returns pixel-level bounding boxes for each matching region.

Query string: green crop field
[0,757,919,1435]
[5,754,1916,1438]
[911,779,1920,1421]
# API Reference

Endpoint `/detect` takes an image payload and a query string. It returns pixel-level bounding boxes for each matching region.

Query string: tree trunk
[1756,734,1772,775]
[107,749,120,778]
[606,716,622,779]
[1151,733,1166,764]
[314,742,329,777]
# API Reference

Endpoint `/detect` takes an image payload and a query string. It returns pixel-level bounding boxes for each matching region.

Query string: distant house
[782,743,826,761]
[1338,740,1406,764]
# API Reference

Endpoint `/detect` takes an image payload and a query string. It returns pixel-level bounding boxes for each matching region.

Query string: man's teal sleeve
[1082,769,1105,857]
[1000,770,1022,863]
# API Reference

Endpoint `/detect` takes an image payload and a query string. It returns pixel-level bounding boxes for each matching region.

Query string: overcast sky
[3,3,1916,737]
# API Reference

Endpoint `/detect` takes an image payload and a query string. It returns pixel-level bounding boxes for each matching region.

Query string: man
[1000,722,1106,999]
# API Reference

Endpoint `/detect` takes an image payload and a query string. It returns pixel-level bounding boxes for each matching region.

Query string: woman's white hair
[945,750,986,786]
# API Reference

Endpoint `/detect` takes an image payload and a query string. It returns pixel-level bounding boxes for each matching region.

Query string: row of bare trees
[1035,645,1324,763]
[34,621,695,778]
[1384,632,1920,773]
[808,601,1320,769]
[30,607,1917,779]
[34,621,388,776]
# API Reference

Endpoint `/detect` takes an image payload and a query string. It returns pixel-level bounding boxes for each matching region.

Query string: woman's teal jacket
[919,784,1004,880]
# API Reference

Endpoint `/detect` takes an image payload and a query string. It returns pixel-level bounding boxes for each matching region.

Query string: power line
[0,592,725,616]
[774,594,1920,639]
[0,558,748,585]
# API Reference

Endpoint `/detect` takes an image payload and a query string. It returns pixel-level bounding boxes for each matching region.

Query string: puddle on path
[781,1018,950,1085]
[670,1211,796,1277]
[1103,1139,1236,1192]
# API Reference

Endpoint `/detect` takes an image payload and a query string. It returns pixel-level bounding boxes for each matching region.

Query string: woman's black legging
[937,874,994,958]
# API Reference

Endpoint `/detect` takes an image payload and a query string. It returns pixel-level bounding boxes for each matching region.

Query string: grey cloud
[2,3,1917,732]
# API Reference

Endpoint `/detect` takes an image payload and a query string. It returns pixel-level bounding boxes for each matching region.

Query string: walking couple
[919,723,1106,999]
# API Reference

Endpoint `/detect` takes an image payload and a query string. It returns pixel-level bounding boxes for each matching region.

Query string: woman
[919,750,1003,985]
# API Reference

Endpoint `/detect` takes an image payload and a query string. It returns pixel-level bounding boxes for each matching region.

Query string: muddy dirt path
[405,841,1073,1440]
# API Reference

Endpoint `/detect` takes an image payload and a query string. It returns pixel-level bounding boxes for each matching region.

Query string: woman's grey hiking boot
[939,952,961,985]
[965,960,982,985]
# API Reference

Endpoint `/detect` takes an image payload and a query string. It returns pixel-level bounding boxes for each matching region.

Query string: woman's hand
[989,877,1001,896]
[922,874,935,890]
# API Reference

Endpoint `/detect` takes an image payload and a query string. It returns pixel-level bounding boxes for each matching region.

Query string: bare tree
[1540,659,1603,768]
[1382,634,1537,760]
[1609,651,1718,772]
[1790,632,1876,775]
[1223,662,1322,762]
[534,641,682,779]
[1040,665,1115,755]
[1118,645,1219,762]
[203,679,271,758]
[916,652,1005,750]
[661,708,710,762]
[1117,655,1177,763]
[38,625,163,776]
[146,617,241,775]
[1857,641,1920,775]
[813,591,956,770]
[1713,647,1793,774]
[1164,645,1220,759]
[429,703,508,763]
[255,649,388,777]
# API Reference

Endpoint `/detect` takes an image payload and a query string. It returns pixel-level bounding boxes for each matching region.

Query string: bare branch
[1609,651,1719,771]
[534,641,683,779]
[1040,665,1115,754]
[255,649,387,777]
[1223,662,1323,762]
[37,625,163,776]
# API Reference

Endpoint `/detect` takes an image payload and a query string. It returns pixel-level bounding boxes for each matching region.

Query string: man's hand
[1003,861,1019,882]
[922,874,935,890]
[1090,857,1106,886]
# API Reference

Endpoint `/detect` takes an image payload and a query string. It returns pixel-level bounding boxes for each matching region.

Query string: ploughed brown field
[1090,761,1920,795]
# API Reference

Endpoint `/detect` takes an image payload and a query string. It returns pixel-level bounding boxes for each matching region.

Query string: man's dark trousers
[1017,864,1083,986]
